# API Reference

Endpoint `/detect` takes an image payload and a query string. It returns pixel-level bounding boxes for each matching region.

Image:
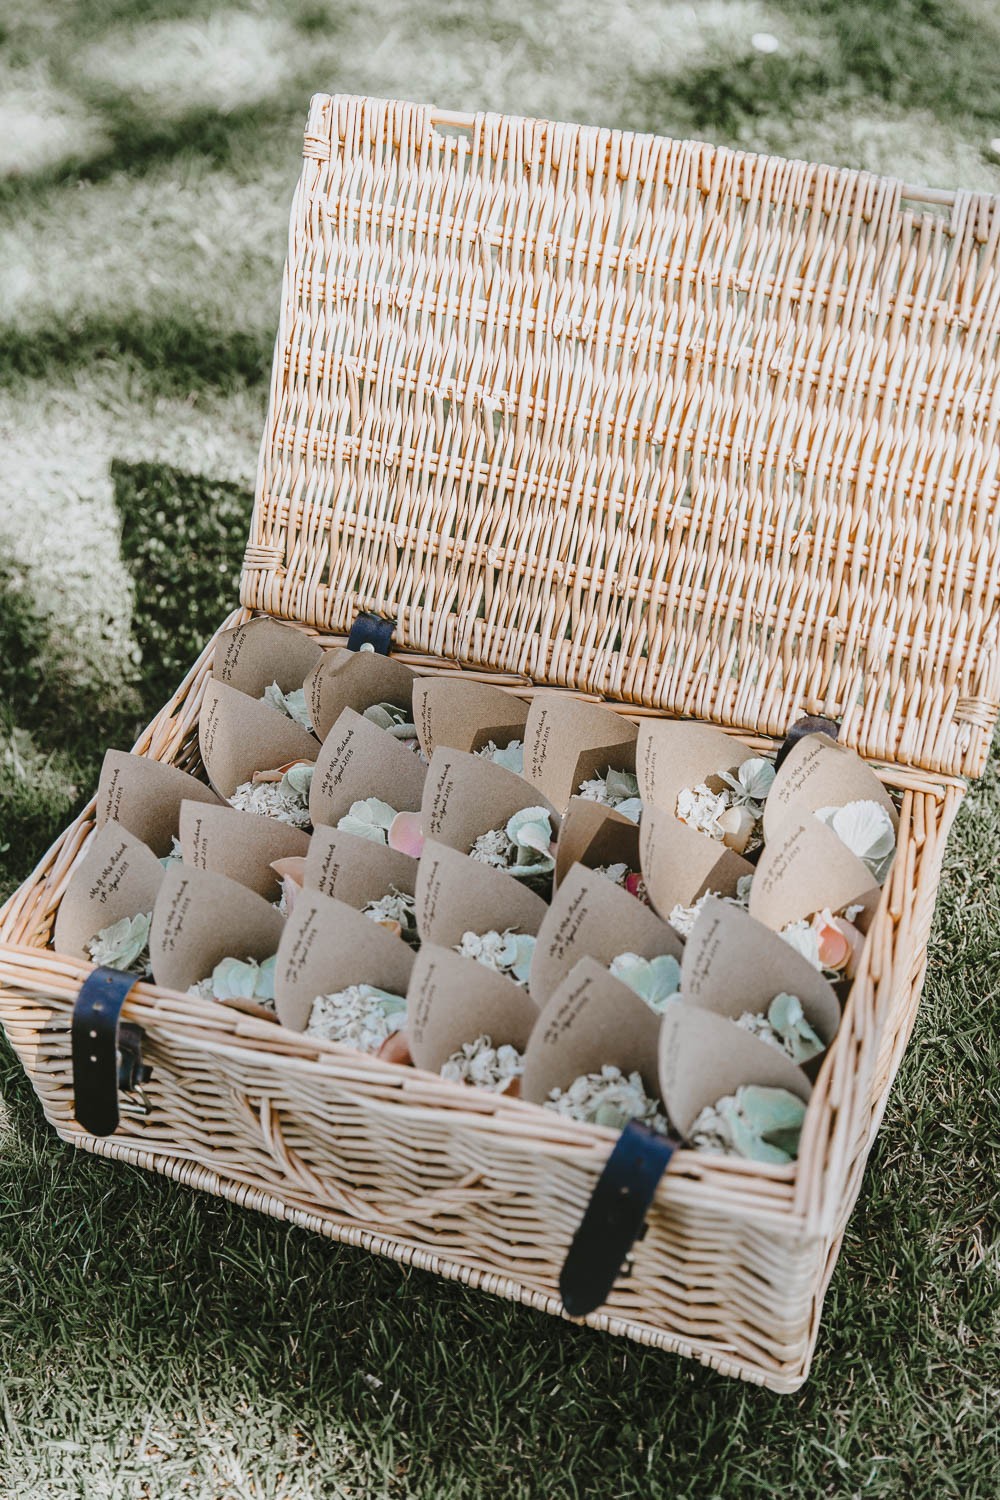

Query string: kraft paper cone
[636,720,757,811]
[412,677,529,760]
[408,945,539,1073]
[522,693,638,810]
[749,816,881,933]
[309,708,427,829]
[178,801,309,900]
[658,1006,812,1138]
[213,616,324,699]
[303,825,418,906]
[554,798,641,887]
[305,648,418,743]
[681,898,840,1045]
[421,747,559,852]
[764,733,899,840]
[414,840,549,948]
[274,890,416,1032]
[520,958,663,1105]
[200,679,319,800]
[149,865,284,994]
[54,825,165,961]
[530,863,681,1005]
[96,750,223,857]
[639,805,754,919]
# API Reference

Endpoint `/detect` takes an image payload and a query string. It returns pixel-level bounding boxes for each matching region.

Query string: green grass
[1,2,999,1495]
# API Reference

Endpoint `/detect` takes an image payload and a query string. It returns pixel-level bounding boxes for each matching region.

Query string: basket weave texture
[246,94,1000,780]
[2,93,999,1391]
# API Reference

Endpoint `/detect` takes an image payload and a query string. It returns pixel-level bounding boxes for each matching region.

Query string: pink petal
[377,1030,413,1066]
[252,758,312,785]
[813,915,850,971]
[388,811,425,859]
[829,916,865,978]
[270,856,306,889]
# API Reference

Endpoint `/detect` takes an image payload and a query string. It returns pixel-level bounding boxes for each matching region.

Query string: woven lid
[244,92,1000,780]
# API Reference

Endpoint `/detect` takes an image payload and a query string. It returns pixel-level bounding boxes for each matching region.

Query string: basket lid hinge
[346,612,397,655]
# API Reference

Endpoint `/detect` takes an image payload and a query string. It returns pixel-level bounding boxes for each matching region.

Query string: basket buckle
[71,968,153,1136]
[559,1121,677,1318]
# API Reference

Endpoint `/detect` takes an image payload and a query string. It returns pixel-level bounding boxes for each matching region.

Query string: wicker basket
[2,93,998,1393]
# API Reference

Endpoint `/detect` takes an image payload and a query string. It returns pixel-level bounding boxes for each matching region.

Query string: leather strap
[346,612,396,655]
[559,1121,677,1318]
[71,967,151,1136]
[774,713,840,772]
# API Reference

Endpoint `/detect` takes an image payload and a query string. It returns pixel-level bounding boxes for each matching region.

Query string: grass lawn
[1,1,999,1495]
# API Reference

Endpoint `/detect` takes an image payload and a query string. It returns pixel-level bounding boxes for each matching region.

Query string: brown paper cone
[522,692,638,809]
[309,708,427,829]
[639,805,754,919]
[412,677,530,760]
[408,945,539,1073]
[421,747,559,852]
[415,840,549,948]
[96,750,223,857]
[748,816,881,933]
[199,679,319,800]
[554,797,641,887]
[178,801,309,900]
[149,865,284,994]
[213,616,324,698]
[681,898,841,1044]
[54,825,165,960]
[520,958,663,1104]
[305,648,418,742]
[658,1005,812,1138]
[764,733,899,840]
[530,863,682,1006]
[303,825,418,906]
[274,889,415,1031]
[636,720,757,810]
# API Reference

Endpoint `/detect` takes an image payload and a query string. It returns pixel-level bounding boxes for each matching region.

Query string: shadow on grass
[0,462,252,902]
[0,316,273,398]
[628,0,1000,140]
[114,458,253,705]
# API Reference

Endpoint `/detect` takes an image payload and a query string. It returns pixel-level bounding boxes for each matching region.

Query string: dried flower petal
[387,810,425,858]
[363,701,417,740]
[455,929,535,986]
[608,951,681,1012]
[815,800,896,884]
[362,887,419,947]
[159,836,184,870]
[736,991,824,1064]
[545,1065,669,1134]
[306,984,407,1052]
[668,876,752,939]
[441,1034,524,1091]
[232,765,313,828]
[188,953,277,1007]
[337,797,398,844]
[689,1084,806,1163]
[474,740,524,773]
[262,682,314,732]
[86,912,152,975]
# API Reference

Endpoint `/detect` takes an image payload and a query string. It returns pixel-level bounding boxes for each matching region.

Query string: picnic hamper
[2,90,999,1392]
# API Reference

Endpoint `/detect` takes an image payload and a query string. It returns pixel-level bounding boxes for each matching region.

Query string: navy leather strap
[72,967,150,1136]
[559,1121,677,1318]
[346,612,396,655]
[774,713,840,772]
